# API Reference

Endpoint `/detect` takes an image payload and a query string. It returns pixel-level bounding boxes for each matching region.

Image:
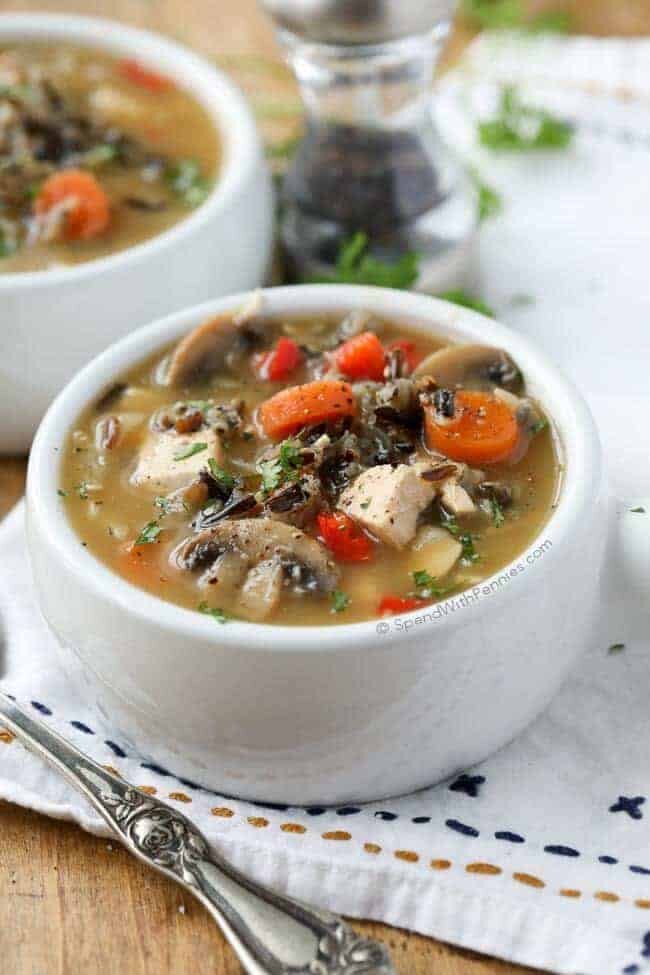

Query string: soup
[0,44,219,271]
[61,300,561,625]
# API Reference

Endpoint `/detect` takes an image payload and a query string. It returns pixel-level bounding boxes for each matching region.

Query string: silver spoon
[0,690,394,975]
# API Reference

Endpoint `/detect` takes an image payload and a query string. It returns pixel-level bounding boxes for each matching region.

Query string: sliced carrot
[34,170,110,241]
[424,390,518,465]
[119,59,173,92]
[259,380,356,440]
[378,595,427,616]
[317,512,373,562]
[336,331,386,382]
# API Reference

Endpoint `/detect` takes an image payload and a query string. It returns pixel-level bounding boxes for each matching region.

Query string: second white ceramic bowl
[26,285,606,804]
[0,14,273,453]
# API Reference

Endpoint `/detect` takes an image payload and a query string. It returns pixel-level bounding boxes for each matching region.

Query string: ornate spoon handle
[0,691,394,975]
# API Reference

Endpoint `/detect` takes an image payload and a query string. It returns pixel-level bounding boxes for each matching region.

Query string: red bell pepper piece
[335,331,386,382]
[257,337,303,382]
[317,512,373,562]
[119,59,173,92]
[377,595,427,616]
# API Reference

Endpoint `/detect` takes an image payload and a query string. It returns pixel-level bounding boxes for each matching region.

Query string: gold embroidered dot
[0,729,15,744]
[169,791,191,803]
[513,872,545,889]
[103,765,120,777]
[248,816,269,828]
[430,859,452,871]
[559,889,581,898]
[466,862,501,876]
[635,899,650,909]
[322,830,351,841]
[364,843,381,854]
[281,823,306,834]
[594,891,619,903]
[211,806,234,817]
[394,850,419,863]
[138,785,157,796]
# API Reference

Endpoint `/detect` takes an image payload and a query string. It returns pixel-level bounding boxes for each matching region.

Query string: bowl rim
[27,284,602,653]
[0,12,260,289]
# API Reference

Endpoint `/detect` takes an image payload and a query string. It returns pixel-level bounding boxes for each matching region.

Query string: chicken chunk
[338,463,437,549]
[439,479,476,517]
[131,429,221,494]
[410,525,462,577]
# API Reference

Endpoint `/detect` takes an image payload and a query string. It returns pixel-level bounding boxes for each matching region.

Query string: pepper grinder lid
[260,0,458,46]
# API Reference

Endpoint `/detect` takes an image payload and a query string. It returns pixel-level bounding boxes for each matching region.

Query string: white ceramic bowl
[26,285,606,804]
[0,14,273,454]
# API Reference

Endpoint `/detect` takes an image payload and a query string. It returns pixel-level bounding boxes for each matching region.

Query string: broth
[61,307,561,625]
[0,44,219,271]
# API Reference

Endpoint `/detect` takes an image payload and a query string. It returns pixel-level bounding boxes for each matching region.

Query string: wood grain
[1,1,649,972]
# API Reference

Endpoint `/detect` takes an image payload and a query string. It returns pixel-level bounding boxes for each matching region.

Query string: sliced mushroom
[237,560,284,622]
[492,387,547,463]
[414,344,522,393]
[201,550,248,597]
[173,518,340,620]
[165,296,264,386]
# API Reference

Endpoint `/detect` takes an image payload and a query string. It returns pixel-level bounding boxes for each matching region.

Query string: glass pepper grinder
[260,0,477,291]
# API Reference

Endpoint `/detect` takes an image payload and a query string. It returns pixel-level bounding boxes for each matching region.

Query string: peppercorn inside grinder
[260,0,478,290]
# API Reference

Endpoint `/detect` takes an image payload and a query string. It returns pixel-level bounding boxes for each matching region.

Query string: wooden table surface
[1,1,649,972]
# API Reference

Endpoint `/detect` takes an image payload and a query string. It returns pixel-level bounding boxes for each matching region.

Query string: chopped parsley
[257,458,283,495]
[630,506,646,514]
[531,418,548,436]
[57,489,68,498]
[477,181,502,222]
[154,496,173,513]
[470,172,502,223]
[442,514,480,564]
[313,232,419,290]
[479,86,574,152]
[608,643,626,655]
[75,481,89,500]
[330,590,350,614]
[459,533,480,564]
[257,440,303,495]
[173,442,208,461]
[198,601,228,623]
[489,497,505,528]
[166,159,210,207]
[154,495,189,515]
[135,520,162,545]
[208,458,235,491]
[438,290,495,318]
[412,570,450,598]
[83,144,118,167]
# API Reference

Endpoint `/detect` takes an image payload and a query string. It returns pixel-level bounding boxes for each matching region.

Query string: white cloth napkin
[3,33,650,975]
